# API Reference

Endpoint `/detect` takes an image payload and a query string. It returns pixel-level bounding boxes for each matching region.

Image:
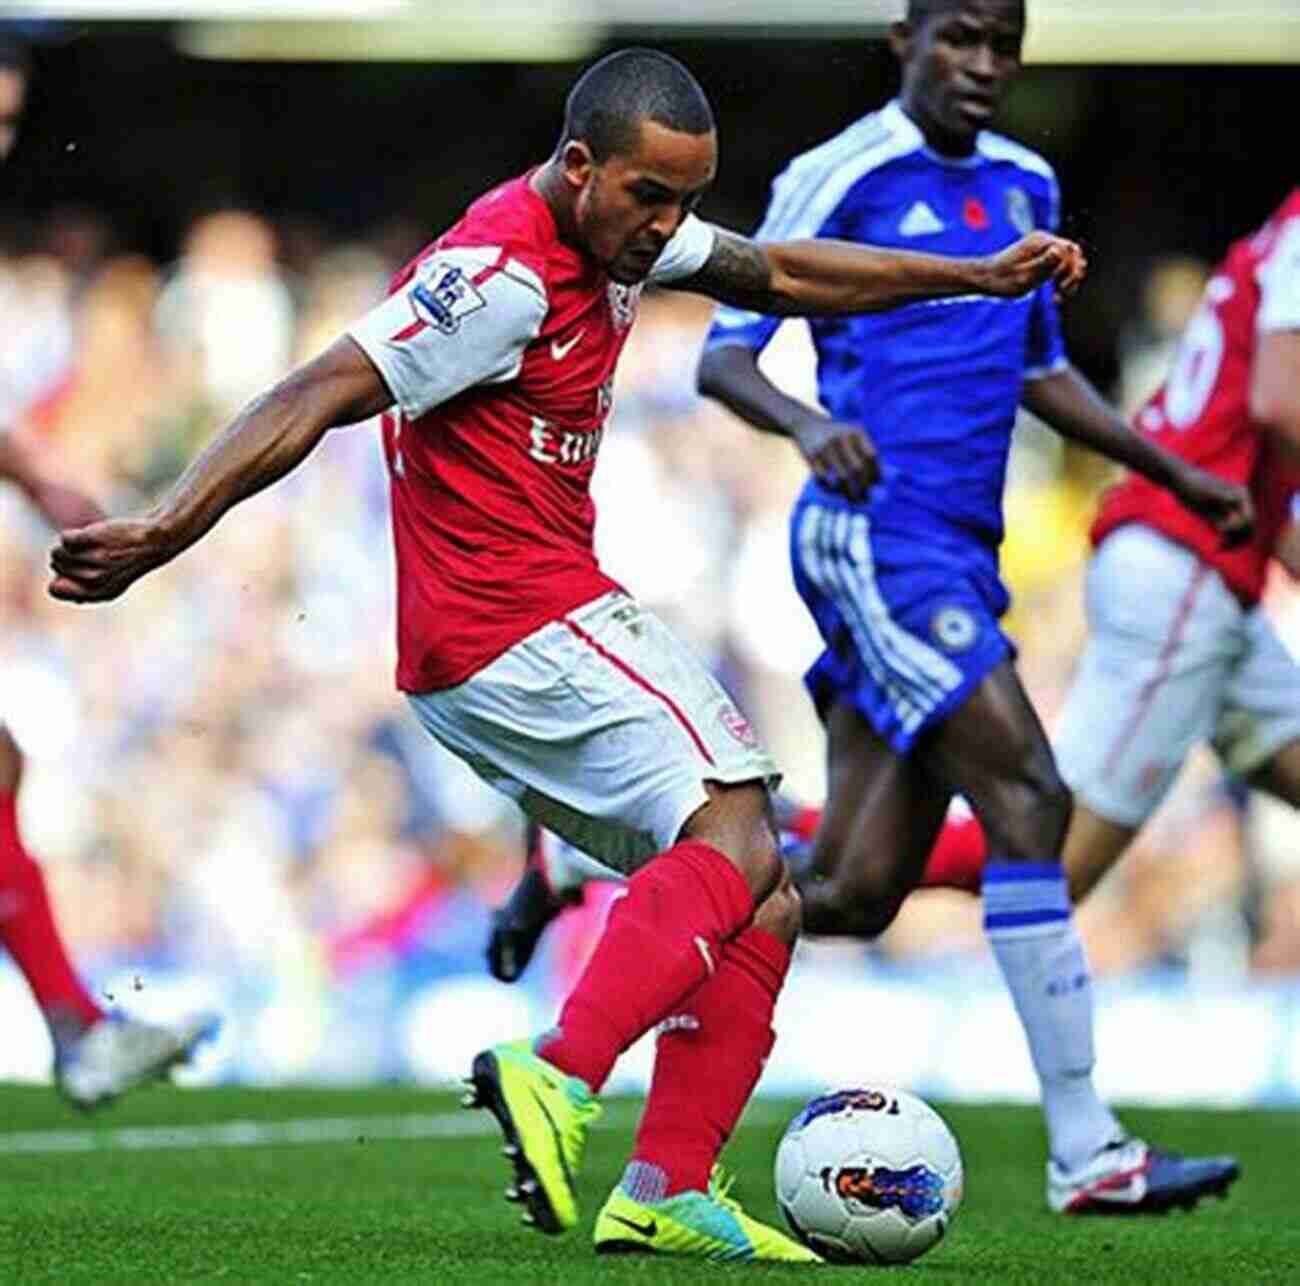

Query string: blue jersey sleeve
[1025,284,1067,377]
[1024,167,1067,379]
[703,301,783,356]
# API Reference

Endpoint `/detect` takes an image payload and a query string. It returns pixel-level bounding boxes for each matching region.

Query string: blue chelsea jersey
[704,99,1067,548]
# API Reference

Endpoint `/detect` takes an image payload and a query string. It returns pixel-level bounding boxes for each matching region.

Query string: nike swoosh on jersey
[550,330,584,360]
[608,1213,658,1238]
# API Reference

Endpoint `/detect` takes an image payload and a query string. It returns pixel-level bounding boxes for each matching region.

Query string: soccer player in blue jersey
[697,0,1245,1214]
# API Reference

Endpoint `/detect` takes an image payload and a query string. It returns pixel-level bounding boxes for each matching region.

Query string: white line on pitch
[0,1100,792,1157]
[0,1113,499,1156]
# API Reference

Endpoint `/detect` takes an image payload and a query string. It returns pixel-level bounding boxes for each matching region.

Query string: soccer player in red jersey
[0,37,214,1107]
[493,173,1300,1216]
[49,49,1082,1259]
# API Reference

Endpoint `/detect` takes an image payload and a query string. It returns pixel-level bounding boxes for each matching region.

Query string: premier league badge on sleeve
[410,258,487,335]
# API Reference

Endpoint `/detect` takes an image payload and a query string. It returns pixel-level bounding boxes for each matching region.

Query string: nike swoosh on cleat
[528,1087,574,1190]
[550,331,583,361]
[1073,1171,1147,1207]
[608,1213,658,1239]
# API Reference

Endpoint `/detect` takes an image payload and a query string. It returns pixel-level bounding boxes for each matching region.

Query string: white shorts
[1054,526,1300,828]
[407,591,779,877]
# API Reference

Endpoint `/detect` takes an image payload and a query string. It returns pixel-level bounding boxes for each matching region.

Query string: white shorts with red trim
[1054,525,1300,829]
[406,590,779,876]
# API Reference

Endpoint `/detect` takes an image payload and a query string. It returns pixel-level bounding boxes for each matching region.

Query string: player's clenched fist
[982,232,1087,300]
[1170,465,1256,547]
[48,518,174,603]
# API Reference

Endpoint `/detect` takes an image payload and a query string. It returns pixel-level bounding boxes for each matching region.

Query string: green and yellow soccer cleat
[464,1039,601,1235]
[593,1166,823,1264]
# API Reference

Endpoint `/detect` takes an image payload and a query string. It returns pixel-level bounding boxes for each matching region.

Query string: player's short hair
[906,0,1024,23]
[0,36,32,77]
[558,48,714,162]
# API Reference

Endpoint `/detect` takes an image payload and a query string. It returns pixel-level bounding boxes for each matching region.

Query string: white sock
[983,860,1123,1171]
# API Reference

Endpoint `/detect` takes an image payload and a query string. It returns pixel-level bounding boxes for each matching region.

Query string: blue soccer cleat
[1048,1137,1240,1214]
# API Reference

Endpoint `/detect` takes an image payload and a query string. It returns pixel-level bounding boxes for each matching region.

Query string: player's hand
[794,418,880,500]
[48,517,177,603]
[1173,465,1255,546]
[981,232,1088,300]
[29,482,106,531]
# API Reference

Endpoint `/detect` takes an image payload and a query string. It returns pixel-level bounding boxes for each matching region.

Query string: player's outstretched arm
[0,433,105,529]
[1023,364,1255,543]
[669,228,1085,317]
[49,337,391,604]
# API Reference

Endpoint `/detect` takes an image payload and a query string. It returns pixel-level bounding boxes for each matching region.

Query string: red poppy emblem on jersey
[963,197,991,231]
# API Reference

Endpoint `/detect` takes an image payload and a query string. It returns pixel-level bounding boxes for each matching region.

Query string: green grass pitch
[0,1085,1295,1283]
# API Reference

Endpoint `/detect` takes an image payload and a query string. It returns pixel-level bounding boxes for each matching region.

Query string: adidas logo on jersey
[899,201,945,237]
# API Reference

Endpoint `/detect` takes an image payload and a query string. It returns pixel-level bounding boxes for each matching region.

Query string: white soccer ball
[774,1087,963,1265]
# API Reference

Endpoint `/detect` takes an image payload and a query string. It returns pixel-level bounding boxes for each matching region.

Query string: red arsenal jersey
[1092,189,1300,605]
[349,173,716,692]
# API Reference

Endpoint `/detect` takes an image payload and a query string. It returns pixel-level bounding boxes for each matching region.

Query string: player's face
[569,119,717,285]
[0,68,26,163]
[893,2,1024,150]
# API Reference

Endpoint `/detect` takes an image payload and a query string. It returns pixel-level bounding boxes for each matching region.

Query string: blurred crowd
[0,201,1297,1045]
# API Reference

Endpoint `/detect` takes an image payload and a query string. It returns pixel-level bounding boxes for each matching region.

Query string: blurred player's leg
[1247,737,1300,804]
[593,871,817,1261]
[1059,807,1136,902]
[485,823,584,983]
[0,725,216,1107]
[0,726,105,1045]
[931,661,1237,1213]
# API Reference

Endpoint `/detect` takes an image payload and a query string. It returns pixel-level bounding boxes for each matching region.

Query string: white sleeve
[647,215,718,285]
[1257,218,1300,333]
[349,247,547,419]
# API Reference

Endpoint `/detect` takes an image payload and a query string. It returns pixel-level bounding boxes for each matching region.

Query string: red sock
[538,840,754,1093]
[628,924,792,1198]
[920,812,987,894]
[0,792,104,1030]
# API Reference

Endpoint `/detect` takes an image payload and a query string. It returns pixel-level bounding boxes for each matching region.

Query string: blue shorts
[790,488,1014,755]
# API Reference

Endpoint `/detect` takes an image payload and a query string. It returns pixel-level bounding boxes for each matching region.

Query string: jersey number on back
[1164,277,1233,430]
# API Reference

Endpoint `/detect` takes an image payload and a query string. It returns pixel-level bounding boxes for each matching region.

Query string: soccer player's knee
[743,837,783,905]
[754,869,802,946]
[995,760,1072,858]
[852,892,906,939]
[811,867,904,939]
[687,782,783,900]
[1028,759,1072,832]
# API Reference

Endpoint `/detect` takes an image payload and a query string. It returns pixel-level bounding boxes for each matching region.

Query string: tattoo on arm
[669,230,780,311]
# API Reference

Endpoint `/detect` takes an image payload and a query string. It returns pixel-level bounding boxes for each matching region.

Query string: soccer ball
[774,1087,963,1265]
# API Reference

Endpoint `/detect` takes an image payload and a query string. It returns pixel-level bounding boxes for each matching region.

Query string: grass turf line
[0,1085,1294,1283]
